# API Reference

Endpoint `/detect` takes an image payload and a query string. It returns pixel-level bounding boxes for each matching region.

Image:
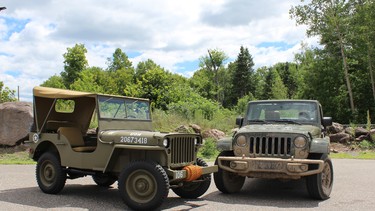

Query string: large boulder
[328,122,344,134]
[355,127,369,137]
[0,102,33,146]
[329,132,351,144]
[202,129,225,140]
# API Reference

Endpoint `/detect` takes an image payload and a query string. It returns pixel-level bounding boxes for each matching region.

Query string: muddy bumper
[217,156,324,177]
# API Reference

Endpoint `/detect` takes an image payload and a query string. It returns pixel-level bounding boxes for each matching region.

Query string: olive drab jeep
[27,86,217,211]
[214,100,334,200]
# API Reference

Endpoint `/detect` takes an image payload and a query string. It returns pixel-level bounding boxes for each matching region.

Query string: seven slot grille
[249,135,292,157]
[170,136,195,164]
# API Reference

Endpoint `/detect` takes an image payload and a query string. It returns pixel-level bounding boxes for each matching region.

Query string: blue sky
[0,0,316,102]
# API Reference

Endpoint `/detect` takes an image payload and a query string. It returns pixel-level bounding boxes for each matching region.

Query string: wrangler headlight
[235,135,247,147]
[294,136,307,148]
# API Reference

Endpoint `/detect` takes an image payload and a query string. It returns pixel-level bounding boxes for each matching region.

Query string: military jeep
[27,86,217,210]
[214,100,333,200]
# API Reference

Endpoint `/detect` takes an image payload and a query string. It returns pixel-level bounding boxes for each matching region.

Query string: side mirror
[322,117,332,127]
[236,117,244,127]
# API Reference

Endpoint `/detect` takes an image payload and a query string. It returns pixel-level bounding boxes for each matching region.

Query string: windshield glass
[98,96,151,120]
[246,101,318,125]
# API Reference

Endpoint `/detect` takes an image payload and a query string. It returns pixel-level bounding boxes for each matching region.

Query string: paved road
[1,159,374,210]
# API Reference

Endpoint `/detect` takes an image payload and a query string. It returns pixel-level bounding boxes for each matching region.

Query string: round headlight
[294,136,307,148]
[163,138,169,147]
[236,135,247,147]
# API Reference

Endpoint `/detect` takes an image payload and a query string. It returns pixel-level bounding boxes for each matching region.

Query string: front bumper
[167,165,218,182]
[217,156,323,177]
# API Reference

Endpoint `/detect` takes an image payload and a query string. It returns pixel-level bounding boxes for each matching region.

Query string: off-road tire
[306,155,333,200]
[36,152,66,194]
[172,158,211,199]
[92,174,117,187]
[214,151,245,194]
[118,161,169,211]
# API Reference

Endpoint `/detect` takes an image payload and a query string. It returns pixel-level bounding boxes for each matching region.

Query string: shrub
[198,138,219,159]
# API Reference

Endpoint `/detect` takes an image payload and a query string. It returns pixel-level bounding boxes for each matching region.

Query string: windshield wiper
[274,119,302,125]
[248,119,269,124]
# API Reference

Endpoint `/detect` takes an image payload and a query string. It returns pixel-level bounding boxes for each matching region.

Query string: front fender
[309,137,330,154]
[217,137,233,151]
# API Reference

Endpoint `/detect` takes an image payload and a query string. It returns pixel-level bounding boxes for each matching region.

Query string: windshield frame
[97,95,151,121]
[245,100,320,126]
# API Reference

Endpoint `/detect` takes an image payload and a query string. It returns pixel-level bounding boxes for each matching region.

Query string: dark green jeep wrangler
[27,86,217,210]
[214,100,333,200]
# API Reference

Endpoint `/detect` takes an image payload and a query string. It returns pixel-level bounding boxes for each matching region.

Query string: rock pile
[328,122,375,144]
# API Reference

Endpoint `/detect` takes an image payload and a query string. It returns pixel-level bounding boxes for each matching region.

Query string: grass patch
[330,151,375,160]
[0,150,35,164]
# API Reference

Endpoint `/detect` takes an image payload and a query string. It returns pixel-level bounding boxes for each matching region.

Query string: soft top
[33,86,96,99]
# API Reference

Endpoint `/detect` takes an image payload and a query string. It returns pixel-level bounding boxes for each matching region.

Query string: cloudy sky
[0,0,315,102]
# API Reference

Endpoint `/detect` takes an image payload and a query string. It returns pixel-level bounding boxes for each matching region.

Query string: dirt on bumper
[217,156,324,178]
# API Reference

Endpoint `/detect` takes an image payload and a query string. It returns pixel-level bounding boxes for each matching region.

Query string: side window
[55,99,75,113]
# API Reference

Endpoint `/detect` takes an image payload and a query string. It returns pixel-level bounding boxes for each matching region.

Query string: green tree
[199,49,228,103]
[290,0,356,114]
[135,59,161,81]
[61,43,88,88]
[125,64,173,110]
[274,62,299,98]
[0,81,16,103]
[107,48,135,95]
[40,75,66,89]
[107,48,133,72]
[261,68,287,99]
[230,46,255,106]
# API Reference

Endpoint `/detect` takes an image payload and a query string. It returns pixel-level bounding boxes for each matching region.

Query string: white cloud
[0,0,315,102]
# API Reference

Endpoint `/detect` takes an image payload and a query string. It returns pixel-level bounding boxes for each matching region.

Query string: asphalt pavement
[0,159,374,210]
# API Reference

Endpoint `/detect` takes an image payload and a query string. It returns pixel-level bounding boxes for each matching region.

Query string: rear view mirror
[236,117,244,127]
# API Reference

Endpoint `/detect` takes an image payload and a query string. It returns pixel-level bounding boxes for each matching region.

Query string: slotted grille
[170,136,195,164]
[249,135,292,157]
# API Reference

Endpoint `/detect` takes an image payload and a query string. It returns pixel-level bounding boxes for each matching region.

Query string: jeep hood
[238,124,321,138]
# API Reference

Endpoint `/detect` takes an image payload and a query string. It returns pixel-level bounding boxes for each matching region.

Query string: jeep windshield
[98,96,151,120]
[246,101,319,125]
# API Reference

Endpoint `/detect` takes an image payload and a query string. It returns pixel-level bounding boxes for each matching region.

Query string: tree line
[1,0,374,124]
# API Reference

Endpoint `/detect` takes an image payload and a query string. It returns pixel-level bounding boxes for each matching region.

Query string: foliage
[197,138,219,159]
[61,43,88,88]
[330,151,375,159]
[0,81,17,103]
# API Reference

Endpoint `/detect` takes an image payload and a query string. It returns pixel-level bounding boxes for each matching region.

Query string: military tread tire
[36,152,66,194]
[118,161,169,211]
[92,174,117,187]
[172,158,211,199]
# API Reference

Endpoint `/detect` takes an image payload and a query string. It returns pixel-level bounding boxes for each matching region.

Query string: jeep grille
[170,137,195,164]
[249,135,292,157]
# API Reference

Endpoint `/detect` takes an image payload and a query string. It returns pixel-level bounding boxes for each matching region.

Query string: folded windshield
[98,96,151,120]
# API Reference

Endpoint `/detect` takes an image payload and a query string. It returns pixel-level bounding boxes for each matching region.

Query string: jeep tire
[92,173,117,187]
[172,158,211,199]
[118,161,169,211]
[306,155,333,200]
[214,151,245,194]
[36,152,66,194]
